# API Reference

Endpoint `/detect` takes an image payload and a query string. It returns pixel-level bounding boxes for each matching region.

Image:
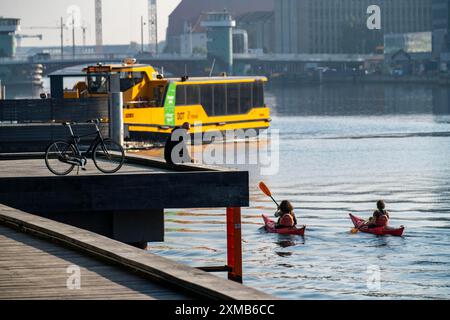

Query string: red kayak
[262,215,306,236]
[349,213,404,236]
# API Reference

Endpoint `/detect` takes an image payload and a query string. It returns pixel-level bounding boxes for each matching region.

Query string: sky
[0,0,182,47]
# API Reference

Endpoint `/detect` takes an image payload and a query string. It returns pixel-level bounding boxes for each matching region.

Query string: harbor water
[6,81,450,299]
[144,82,450,299]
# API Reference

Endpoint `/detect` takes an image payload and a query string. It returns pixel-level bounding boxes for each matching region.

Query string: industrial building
[174,11,276,56]
[0,18,20,58]
[275,0,432,54]
[236,11,275,54]
[200,11,236,74]
[432,0,450,58]
[165,0,274,54]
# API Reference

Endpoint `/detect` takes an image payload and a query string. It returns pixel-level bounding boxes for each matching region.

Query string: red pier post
[226,207,243,283]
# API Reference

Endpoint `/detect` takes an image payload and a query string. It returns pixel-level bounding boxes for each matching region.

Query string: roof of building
[236,11,274,25]
[167,0,274,37]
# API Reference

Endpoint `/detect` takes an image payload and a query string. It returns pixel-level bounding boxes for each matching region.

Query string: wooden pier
[0,204,273,299]
[0,152,262,297]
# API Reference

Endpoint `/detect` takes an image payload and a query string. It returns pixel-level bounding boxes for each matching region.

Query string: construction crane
[22,18,67,58]
[148,0,158,54]
[15,34,43,48]
[81,25,88,47]
[21,1,152,55]
[95,0,103,53]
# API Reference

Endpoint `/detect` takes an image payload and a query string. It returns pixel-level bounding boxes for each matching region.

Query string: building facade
[275,0,432,54]
[201,12,236,74]
[165,0,274,53]
[432,0,450,57]
[236,11,275,53]
[0,18,20,58]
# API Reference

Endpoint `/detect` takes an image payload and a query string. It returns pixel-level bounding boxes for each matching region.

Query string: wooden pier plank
[0,204,275,300]
[0,224,192,300]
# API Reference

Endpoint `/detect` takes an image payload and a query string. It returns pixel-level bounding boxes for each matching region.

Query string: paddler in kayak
[364,200,390,228]
[275,200,298,228]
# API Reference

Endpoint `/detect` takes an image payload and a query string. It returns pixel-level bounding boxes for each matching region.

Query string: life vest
[375,210,389,227]
[279,214,295,228]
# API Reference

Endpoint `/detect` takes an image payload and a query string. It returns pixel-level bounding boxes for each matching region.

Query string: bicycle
[45,119,125,176]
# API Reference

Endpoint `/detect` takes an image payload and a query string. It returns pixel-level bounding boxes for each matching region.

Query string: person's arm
[364,211,377,225]
[292,213,297,225]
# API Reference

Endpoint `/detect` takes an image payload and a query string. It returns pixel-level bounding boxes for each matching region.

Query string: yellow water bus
[63,60,271,141]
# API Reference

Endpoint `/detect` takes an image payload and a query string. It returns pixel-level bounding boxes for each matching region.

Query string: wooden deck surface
[0,204,275,300]
[0,157,169,178]
[0,224,191,300]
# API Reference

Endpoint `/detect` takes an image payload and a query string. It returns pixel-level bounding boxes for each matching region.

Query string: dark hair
[377,200,385,211]
[279,200,294,214]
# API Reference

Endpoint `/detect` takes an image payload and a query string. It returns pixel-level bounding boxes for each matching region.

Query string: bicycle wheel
[45,141,76,176]
[93,138,125,174]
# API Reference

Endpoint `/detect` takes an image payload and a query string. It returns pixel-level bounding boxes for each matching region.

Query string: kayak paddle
[258,181,280,208]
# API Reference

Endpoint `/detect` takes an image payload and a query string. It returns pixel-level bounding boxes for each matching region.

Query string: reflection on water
[266,82,450,116]
[276,239,299,248]
[146,82,450,300]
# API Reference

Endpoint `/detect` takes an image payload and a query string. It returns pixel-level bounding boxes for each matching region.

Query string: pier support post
[226,207,242,283]
[110,92,123,145]
[109,73,124,146]
[0,80,4,100]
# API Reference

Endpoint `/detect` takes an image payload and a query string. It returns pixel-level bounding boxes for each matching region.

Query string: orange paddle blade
[259,181,272,197]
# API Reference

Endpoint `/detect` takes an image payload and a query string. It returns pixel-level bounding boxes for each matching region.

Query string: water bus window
[227,83,240,115]
[151,86,165,107]
[200,84,214,115]
[213,84,227,116]
[176,85,187,105]
[87,74,109,94]
[186,85,201,105]
[253,81,265,108]
[195,82,259,116]
[120,72,145,92]
[240,82,253,113]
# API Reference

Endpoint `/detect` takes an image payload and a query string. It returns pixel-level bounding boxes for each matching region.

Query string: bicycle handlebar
[63,119,103,126]
[87,119,102,124]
